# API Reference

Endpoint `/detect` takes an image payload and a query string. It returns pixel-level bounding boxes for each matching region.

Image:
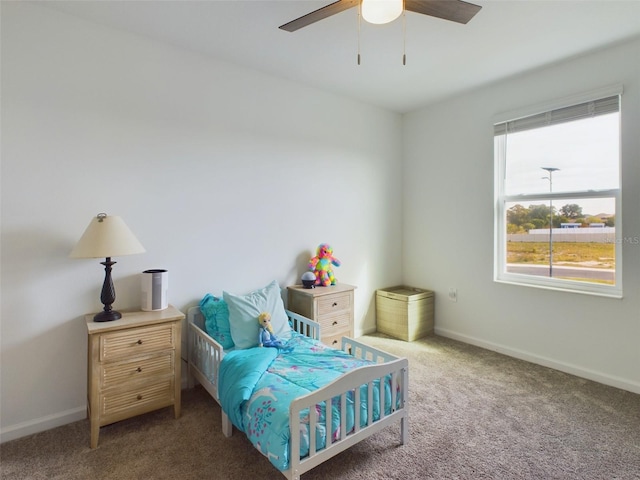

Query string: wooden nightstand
[85,305,185,448]
[287,284,356,348]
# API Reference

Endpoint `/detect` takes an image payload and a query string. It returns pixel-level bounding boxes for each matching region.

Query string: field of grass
[506,241,615,269]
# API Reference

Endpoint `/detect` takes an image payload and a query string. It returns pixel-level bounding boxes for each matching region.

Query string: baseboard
[0,406,87,444]
[435,327,640,395]
[4,359,195,444]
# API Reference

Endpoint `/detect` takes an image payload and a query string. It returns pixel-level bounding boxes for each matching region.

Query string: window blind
[494,95,619,136]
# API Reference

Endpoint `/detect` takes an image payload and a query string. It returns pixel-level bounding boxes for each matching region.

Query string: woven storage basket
[376,286,434,341]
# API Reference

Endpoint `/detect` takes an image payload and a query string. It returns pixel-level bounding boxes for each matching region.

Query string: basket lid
[377,286,432,301]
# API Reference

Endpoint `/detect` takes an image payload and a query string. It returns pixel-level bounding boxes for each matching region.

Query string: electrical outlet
[448,288,457,302]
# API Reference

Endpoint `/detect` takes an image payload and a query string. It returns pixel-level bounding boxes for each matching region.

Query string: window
[494,86,622,297]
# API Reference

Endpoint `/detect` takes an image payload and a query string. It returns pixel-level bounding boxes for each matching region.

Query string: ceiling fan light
[361,0,403,25]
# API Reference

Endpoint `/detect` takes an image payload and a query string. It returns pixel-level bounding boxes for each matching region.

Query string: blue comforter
[218,332,392,471]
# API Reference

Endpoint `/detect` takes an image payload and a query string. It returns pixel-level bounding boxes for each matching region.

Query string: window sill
[494,274,623,299]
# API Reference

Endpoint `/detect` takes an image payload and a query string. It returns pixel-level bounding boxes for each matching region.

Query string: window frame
[493,85,623,298]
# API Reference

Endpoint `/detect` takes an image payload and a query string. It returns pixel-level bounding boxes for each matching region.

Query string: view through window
[494,92,621,296]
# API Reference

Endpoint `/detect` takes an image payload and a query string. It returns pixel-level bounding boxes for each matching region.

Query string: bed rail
[340,336,398,363]
[286,310,321,340]
[287,355,409,480]
[187,306,224,401]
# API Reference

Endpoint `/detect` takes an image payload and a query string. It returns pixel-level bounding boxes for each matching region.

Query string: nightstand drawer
[323,333,348,349]
[101,378,174,418]
[101,352,174,389]
[318,313,351,335]
[100,324,175,361]
[317,293,351,317]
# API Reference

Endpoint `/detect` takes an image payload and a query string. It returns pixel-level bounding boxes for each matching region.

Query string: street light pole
[541,167,559,277]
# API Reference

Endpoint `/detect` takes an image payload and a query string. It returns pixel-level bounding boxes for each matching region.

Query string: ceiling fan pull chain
[357,2,362,65]
[402,1,407,65]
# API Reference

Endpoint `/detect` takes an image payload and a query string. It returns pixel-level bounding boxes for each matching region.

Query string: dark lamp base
[94,257,122,322]
[93,310,122,322]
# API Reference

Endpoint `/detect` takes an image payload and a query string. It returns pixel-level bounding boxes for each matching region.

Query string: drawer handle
[137,339,143,345]
[332,340,338,345]
[332,302,338,307]
[332,321,338,326]
[137,394,143,401]
[136,367,142,373]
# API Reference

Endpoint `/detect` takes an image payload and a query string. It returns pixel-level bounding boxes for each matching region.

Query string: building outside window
[494,86,622,297]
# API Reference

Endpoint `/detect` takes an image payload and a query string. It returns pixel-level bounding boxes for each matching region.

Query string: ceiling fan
[279,0,482,32]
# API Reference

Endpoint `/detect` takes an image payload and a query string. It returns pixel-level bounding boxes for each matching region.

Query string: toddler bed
[187,281,409,480]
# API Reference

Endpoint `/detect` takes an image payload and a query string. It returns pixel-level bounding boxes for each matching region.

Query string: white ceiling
[40,0,640,113]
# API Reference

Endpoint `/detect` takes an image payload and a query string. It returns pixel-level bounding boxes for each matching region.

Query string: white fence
[508,227,615,243]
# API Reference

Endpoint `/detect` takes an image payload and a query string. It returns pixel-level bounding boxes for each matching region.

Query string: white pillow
[223,280,292,350]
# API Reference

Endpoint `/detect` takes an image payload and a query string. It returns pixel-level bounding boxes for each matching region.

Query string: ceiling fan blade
[279,0,360,32]
[405,0,482,24]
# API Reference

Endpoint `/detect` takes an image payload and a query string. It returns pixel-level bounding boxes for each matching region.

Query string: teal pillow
[199,294,235,350]
[223,280,292,350]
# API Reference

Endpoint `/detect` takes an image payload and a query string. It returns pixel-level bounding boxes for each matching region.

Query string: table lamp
[70,213,146,322]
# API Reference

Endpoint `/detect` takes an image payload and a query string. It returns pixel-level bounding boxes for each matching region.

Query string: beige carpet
[2,333,639,479]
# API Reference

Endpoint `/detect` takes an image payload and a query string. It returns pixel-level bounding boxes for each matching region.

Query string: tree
[507,223,520,234]
[531,218,545,229]
[507,204,528,227]
[528,204,552,225]
[559,204,583,219]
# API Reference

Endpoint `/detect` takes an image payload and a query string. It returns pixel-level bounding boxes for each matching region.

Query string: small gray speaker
[141,269,168,311]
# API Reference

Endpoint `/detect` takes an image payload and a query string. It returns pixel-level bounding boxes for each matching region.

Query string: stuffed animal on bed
[258,312,292,352]
[308,243,341,286]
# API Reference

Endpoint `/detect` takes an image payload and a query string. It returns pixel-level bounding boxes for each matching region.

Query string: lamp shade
[361,0,403,24]
[70,213,145,259]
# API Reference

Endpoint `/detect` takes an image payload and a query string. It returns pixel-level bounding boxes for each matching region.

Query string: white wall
[0,3,403,441]
[3,2,638,446]
[403,38,640,393]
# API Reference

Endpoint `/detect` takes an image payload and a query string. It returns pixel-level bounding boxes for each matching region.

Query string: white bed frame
[187,306,409,480]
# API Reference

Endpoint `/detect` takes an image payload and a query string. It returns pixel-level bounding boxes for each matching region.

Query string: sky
[503,113,619,216]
